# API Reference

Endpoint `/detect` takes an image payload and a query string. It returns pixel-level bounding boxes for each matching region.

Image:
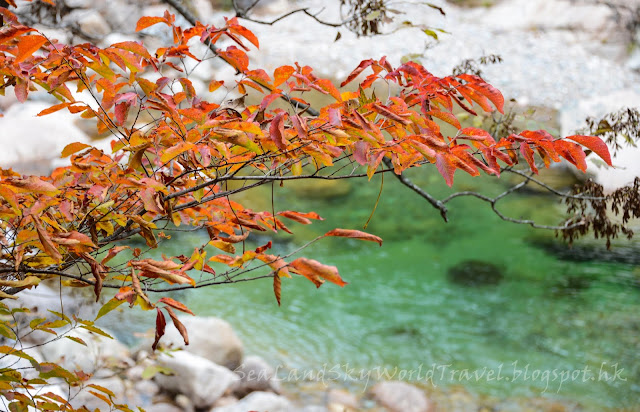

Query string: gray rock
[148,403,183,412]
[154,351,240,408]
[0,102,89,175]
[369,381,433,412]
[146,316,244,370]
[39,327,132,377]
[65,0,94,8]
[212,396,239,408]
[67,9,112,38]
[210,391,293,412]
[175,394,196,412]
[233,355,280,396]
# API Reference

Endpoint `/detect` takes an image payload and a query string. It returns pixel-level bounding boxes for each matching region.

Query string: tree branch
[161,0,320,116]
[383,158,449,221]
[235,7,343,28]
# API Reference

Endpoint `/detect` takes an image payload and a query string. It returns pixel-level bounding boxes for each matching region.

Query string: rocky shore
[0,283,600,412]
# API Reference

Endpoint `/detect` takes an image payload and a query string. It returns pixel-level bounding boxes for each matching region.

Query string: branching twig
[161,0,320,116]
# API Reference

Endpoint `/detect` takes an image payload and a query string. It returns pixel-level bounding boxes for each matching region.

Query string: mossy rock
[447,260,504,286]
[550,274,592,297]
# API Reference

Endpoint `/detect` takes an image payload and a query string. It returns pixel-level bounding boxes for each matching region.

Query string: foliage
[0,1,614,410]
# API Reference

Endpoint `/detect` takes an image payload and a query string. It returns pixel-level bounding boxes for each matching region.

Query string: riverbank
[3,282,618,412]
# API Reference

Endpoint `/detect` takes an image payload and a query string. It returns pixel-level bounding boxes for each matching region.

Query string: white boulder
[154,350,240,409]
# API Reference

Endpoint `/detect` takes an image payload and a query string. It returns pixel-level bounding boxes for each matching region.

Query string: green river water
[106,168,640,409]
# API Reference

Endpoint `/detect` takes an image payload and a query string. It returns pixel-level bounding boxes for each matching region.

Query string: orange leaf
[273,65,294,87]
[0,26,35,46]
[15,34,47,64]
[37,102,69,117]
[290,257,347,287]
[4,176,59,195]
[565,135,612,167]
[135,16,168,32]
[33,217,62,262]
[158,297,195,315]
[208,79,224,92]
[277,210,323,224]
[315,79,342,102]
[160,142,195,163]
[61,142,91,157]
[324,228,382,246]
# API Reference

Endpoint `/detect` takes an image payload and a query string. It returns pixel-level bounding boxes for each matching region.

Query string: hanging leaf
[290,258,347,287]
[151,308,166,351]
[324,228,382,246]
[165,306,189,345]
[565,135,612,166]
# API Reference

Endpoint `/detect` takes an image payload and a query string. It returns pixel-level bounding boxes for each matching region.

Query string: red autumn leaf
[341,59,374,87]
[111,41,152,60]
[152,308,166,351]
[273,274,281,306]
[324,228,382,246]
[372,103,411,125]
[269,112,287,151]
[458,128,496,145]
[14,79,28,102]
[519,142,538,174]
[435,153,456,187]
[554,140,588,172]
[565,135,612,167]
[426,110,461,129]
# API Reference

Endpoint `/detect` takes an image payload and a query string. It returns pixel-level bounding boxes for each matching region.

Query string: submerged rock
[447,260,504,286]
[368,381,433,412]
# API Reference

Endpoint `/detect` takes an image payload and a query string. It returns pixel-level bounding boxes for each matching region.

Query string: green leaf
[48,310,71,324]
[141,365,173,380]
[365,10,381,21]
[80,325,113,339]
[95,298,125,321]
[423,29,438,40]
[0,323,17,340]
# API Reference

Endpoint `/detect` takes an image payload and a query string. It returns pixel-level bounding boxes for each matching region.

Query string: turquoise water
[107,169,640,409]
